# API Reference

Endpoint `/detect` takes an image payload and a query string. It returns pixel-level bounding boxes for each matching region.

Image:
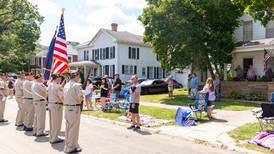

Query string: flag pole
[61,8,65,15]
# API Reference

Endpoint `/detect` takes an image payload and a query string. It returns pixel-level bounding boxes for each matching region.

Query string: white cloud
[82,0,147,10]
[28,0,60,16]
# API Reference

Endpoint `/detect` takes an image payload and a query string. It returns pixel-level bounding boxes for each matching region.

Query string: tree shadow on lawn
[158,96,260,110]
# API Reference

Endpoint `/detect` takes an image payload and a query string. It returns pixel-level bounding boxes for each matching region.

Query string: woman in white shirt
[200,78,216,118]
[84,79,93,110]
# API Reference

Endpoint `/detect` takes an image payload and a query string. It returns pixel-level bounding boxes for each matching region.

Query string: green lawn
[228,123,269,153]
[82,105,212,126]
[140,89,260,111]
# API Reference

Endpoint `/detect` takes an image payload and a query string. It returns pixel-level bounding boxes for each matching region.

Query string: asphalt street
[0,98,238,154]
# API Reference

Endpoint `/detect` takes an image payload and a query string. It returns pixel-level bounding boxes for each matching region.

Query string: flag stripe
[54,47,68,56]
[54,43,68,52]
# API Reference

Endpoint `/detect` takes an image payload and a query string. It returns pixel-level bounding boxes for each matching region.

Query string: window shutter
[113,46,115,58]
[163,69,165,78]
[137,48,139,59]
[122,65,125,74]
[147,67,149,79]
[134,66,137,74]
[128,47,131,59]
[100,49,102,60]
[154,67,157,79]
[113,65,115,78]
[106,47,109,59]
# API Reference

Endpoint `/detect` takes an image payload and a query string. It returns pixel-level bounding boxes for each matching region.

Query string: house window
[103,48,106,59]
[128,47,139,59]
[30,55,35,65]
[266,21,274,38]
[113,46,115,58]
[147,66,154,79]
[156,55,160,61]
[84,50,89,60]
[142,67,146,77]
[243,21,253,42]
[106,47,109,59]
[122,65,137,75]
[92,49,95,60]
[68,56,72,62]
[100,48,103,60]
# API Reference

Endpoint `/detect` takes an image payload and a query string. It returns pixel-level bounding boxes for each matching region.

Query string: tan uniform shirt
[23,80,33,98]
[14,79,24,97]
[31,81,47,101]
[63,80,83,105]
[48,82,63,103]
[0,80,9,96]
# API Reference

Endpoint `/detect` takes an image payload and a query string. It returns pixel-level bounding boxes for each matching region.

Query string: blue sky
[28,0,147,45]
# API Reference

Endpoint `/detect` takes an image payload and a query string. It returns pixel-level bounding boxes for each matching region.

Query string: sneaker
[134,126,141,131]
[0,119,8,123]
[127,125,135,130]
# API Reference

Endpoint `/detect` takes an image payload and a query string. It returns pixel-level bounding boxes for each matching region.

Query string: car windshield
[140,80,153,85]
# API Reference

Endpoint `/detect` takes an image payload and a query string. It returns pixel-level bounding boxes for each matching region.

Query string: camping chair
[189,92,209,120]
[105,93,120,111]
[252,103,274,131]
[119,88,130,111]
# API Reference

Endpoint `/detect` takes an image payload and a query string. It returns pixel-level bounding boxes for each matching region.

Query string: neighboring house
[30,41,79,73]
[75,23,165,82]
[232,15,274,78]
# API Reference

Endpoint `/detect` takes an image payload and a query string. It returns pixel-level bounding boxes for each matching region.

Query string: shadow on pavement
[0,122,10,126]
[35,136,49,143]
[135,130,152,135]
[51,141,65,152]
[212,118,228,123]
[16,126,25,131]
[24,131,35,137]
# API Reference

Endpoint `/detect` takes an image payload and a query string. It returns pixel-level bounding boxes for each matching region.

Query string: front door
[243,58,253,79]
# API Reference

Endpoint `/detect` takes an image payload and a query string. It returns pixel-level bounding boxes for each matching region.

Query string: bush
[247,91,266,101]
[230,91,243,99]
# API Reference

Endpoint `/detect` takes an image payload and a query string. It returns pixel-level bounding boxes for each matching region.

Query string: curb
[81,114,263,154]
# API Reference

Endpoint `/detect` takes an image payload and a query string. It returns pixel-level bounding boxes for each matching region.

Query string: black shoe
[0,119,8,123]
[50,139,64,144]
[15,124,24,127]
[127,125,135,130]
[36,133,48,137]
[25,127,33,131]
[23,126,27,131]
[32,133,36,136]
[67,147,82,153]
[134,126,141,131]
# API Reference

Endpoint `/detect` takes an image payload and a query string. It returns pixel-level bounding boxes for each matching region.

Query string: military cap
[34,73,43,79]
[51,74,62,80]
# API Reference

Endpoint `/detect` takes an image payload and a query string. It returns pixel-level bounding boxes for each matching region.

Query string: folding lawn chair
[189,92,209,120]
[105,93,120,111]
[252,103,274,131]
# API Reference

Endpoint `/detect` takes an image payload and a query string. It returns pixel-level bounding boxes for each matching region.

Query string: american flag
[264,49,271,71]
[52,11,69,74]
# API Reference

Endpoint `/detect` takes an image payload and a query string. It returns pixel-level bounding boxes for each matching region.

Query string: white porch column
[224,63,228,81]
[84,65,87,79]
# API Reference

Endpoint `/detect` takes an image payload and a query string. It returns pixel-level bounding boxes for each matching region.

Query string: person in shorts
[127,75,141,131]
[165,76,174,97]
[84,79,93,110]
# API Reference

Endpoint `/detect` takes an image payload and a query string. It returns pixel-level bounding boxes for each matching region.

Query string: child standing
[84,79,93,110]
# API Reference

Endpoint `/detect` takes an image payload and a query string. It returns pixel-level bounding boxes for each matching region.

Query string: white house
[232,15,274,78]
[75,23,165,82]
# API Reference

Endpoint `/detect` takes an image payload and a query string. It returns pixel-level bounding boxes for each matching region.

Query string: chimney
[111,23,118,32]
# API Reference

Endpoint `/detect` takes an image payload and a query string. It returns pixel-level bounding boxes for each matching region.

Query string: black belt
[23,98,33,100]
[49,102,63,105]
[64,104,81,106]
[34,99,46,101]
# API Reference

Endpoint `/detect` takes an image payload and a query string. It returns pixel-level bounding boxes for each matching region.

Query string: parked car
[125,78,147,87]
[140,79,168,95]
[173,79,183,88]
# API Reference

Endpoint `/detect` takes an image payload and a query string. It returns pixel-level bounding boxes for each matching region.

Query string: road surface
[0,98,237,154]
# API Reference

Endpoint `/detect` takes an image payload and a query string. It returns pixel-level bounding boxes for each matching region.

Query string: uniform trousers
[33,100,46,135]
[23,99,34,128]
[15,96,24,125]
[48,103,63,142]
[64,106,81,153]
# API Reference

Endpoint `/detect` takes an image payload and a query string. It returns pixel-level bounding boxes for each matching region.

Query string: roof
[86,29,149,47]
[102,29,148,46]
[69,60,99,67]
[76,40,91,49]
[233,38,274,53]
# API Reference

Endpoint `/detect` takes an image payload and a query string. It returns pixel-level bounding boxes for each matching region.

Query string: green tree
[0,0,43,72]
[139,0,242,79]
[232,0,274,26]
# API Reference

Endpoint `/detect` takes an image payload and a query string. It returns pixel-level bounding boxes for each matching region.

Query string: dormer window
[266,21,274,38]
[243,21,253,42]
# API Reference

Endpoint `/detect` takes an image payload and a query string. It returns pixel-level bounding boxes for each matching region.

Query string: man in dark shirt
[112,74,122,99]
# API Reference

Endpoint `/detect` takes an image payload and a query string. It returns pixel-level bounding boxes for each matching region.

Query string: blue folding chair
[189,92,209,120]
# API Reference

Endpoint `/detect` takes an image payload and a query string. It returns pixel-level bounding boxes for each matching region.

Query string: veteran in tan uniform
[0,73,9,123]
[31,74,48,137]
[48,74,64,144]
[63,72,83,154]
[14,72,25,127]
[22,72,34,131]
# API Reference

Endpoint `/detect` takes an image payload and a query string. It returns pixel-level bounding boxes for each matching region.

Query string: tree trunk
[205,52,215,79]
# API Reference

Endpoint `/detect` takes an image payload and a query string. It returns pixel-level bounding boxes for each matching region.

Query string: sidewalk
[140,101,260,153]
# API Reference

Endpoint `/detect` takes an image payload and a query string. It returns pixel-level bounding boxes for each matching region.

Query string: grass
[228,123,270,153]
[140,89,260,111]
[82,105,213,126]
